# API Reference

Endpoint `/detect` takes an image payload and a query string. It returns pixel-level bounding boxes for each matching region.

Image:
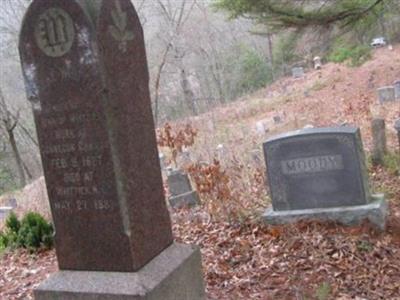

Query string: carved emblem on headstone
[34,8,75,57]
[109,1,134,52]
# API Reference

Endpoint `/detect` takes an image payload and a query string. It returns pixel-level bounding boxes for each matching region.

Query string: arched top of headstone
[19,0,99,107]
[19,0,94,59]
[96,0,147,76]
[98,0,143,35]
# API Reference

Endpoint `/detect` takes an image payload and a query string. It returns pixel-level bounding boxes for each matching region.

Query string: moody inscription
[263,127,370,211]
[281,155,344,175]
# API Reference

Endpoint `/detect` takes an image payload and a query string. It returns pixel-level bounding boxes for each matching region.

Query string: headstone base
[34,243,205,300]
[262,194,387,230]
[169,191,200,208]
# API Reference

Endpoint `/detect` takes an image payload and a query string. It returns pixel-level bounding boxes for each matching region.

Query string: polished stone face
[19,0,172,272]
[263,127,370,211]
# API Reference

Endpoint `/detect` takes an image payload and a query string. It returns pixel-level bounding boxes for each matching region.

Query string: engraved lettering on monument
[263,127,371,211]
[262,127,387,230]
[281,155,344,175]
[21,1,205,299]
[34,8,75,57]
[20,0,174,273]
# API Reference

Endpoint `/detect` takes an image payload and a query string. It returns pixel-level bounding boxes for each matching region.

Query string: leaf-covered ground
[1,211,399,299]
[1,166,399,300]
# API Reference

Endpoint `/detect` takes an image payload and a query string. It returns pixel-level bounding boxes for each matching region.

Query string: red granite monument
[19,0,205,299]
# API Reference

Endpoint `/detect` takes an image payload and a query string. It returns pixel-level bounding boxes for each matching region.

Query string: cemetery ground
[1,46,400,299]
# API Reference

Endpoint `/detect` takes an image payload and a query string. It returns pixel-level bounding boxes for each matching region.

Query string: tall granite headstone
[262,127,387,229]
[19,0,205,299]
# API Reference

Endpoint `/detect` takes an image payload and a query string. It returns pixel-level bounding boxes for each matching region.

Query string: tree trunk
[8,128,26,187]
[153,42,172,127]
[180,69,197,116]
[267,33,274,65]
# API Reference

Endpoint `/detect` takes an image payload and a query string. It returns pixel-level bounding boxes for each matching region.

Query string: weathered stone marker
[377,86,396,103]
[292,67,304,78]
[262,127,387,229]
[371,118,387,166]
[395,119,400,150]
[0,206,13,221]
[19,0,205,299]
[167,169,200,208]
[394,80,400,99]
[313,56,322,70]
[273,115,282,124]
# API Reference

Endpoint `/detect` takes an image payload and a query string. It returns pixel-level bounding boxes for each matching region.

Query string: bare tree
[152,0,197,125]
[0,86,26,187]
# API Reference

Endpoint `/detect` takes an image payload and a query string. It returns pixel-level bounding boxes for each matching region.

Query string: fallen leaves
[0,249,57,299]
[0,205,399,299]
[172,202,400,299]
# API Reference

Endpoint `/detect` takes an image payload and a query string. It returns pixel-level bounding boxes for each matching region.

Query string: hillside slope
[189,45,400,154]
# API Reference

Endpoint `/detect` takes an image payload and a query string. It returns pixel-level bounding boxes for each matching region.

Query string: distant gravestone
[256,121,268,136]
[377,86,396,103]
[0,206,13,221]
[394,80,400,99]
[6,198,17,208]
[250,149,262,165]
[395,119,400,150]
[177,149,192,168]
[371,118,386,165]
[256,121,265,135]
[273,115,282,124]
[167,169,200,208]
[215,144,225,162]
[313,56,322,70]
[159,152,166,170]
[292,67,304,78]
[19,0,204,299]
[262,127,387,229]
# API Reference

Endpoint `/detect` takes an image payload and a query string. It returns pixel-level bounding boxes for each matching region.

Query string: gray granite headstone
[292,67,304,78]
[313,56,322,70]
[256,121,267,135]
[262,127,387,229]
[0,207,13,221]
[377,86,396,103]
[371,118,386,165]
[167,169,200,208]
[273,115,282,124]
[250,149,262,165]
[159,153,167,172]
[394,80,400,99]
[5,198,17,208]
[395,118,400,150]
